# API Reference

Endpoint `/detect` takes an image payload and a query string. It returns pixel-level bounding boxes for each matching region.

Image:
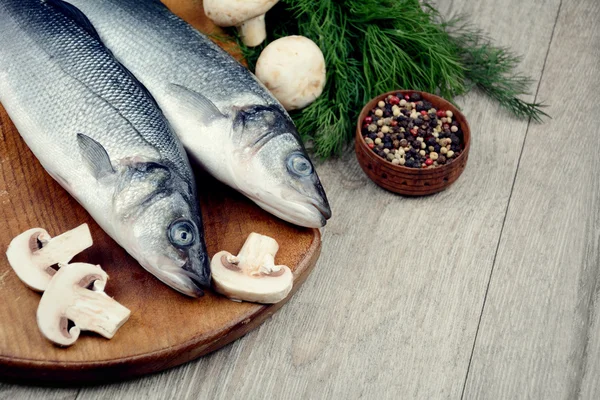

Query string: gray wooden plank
[69,0,559,399]
[0,384,77,400]
[463,0,600,398]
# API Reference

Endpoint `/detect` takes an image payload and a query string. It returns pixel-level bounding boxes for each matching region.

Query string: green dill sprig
[442,16,548,122]
[232,0,548,158]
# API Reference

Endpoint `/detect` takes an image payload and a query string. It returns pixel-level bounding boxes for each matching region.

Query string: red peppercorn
[425,158,433,166]
[437,110,446,118]
[420,110,427,116]
[364,116,372,124]
[391,120,398,126]
[404,95,410,100]
[389,96,400,105]
[368,143,375,149]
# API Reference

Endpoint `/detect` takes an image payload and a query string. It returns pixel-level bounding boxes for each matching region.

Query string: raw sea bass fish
[0,0,211,297]
[67,0,332,228]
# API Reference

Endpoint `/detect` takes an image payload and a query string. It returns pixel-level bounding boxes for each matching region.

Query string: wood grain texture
[0,0,574,397]
[0,387,76,400]
[0,101,321,383]
[0,0,319,385]
[463,0,600,398]
[355,90,471,196]
[67,0,558,398]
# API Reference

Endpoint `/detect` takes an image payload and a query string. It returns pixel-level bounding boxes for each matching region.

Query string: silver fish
[0,0,210,297]
[66,0,332,228]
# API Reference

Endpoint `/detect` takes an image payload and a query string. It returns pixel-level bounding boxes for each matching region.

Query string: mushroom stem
[33,224,93,269]
[64,289,130,340]
[211,232,293,304]
[37,263,130,346]
[237,232,279,273]
[238,15,267,47]
[6,224,93,292]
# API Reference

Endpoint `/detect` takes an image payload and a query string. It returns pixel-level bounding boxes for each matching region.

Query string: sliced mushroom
[211,232,293,304]
[5,224,93,292]
[255,36,327,110]
[37,262,130,347]
[203,0,279,47]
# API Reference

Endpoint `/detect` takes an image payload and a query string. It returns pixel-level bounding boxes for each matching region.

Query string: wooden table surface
[2,0,598,398]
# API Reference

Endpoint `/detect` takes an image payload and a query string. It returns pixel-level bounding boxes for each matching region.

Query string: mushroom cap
[5,224,93,292]
[37,262,130,347]
[37,263,108,346]
[203,0,279,27]
[211,250,293,304]
[6,228,53,291]
[255,36,327,111]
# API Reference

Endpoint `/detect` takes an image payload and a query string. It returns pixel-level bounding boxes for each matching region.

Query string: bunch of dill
[236,0,547,158]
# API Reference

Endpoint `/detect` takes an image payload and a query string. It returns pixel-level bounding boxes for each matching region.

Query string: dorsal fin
[45,0,101,41]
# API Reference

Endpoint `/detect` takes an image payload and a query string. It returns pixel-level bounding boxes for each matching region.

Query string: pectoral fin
[76,133,115,180]
[166,83,226,125]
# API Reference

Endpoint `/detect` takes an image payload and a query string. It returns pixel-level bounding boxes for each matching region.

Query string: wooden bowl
[355,90,471,196]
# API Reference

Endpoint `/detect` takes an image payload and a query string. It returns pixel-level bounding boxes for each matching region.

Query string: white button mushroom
[211,232,293,304]
[5,224,93,292]
[203,0,279,47]
[37,263,131,347]
[255,36,327,111]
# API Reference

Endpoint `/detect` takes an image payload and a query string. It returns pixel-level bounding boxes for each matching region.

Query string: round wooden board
[0,1,321,384]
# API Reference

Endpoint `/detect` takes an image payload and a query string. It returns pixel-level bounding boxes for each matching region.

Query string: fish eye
[287,153,313,177]
[168,219,196,248]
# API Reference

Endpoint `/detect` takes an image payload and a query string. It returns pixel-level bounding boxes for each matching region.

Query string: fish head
[233,105,332,228]
[115,162,210,297]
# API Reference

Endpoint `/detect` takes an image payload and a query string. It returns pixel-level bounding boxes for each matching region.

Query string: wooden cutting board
[0,0,320,384]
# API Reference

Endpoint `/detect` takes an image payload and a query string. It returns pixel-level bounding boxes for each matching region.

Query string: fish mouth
[153,252,211,298]
[159,266,209,298]
[251,194,331,228]
[311,196,332,220]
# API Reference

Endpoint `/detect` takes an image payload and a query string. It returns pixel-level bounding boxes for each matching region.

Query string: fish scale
[4,0,191,181]
[0,0,211,297]
[66,0,278,114]
[68,0,333,228]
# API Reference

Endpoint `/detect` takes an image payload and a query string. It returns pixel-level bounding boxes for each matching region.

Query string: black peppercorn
[362,97,464,169]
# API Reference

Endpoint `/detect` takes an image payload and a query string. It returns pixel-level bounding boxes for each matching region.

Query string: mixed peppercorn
[361,92,464,168]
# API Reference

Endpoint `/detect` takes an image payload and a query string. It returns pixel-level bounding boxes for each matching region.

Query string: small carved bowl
[355,90,471,196]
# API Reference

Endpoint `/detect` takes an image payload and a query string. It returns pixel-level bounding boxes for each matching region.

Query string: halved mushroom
[211,232,293,304]
[5,224,93,292]
[203,0,279,47]
[37,262,130,347]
